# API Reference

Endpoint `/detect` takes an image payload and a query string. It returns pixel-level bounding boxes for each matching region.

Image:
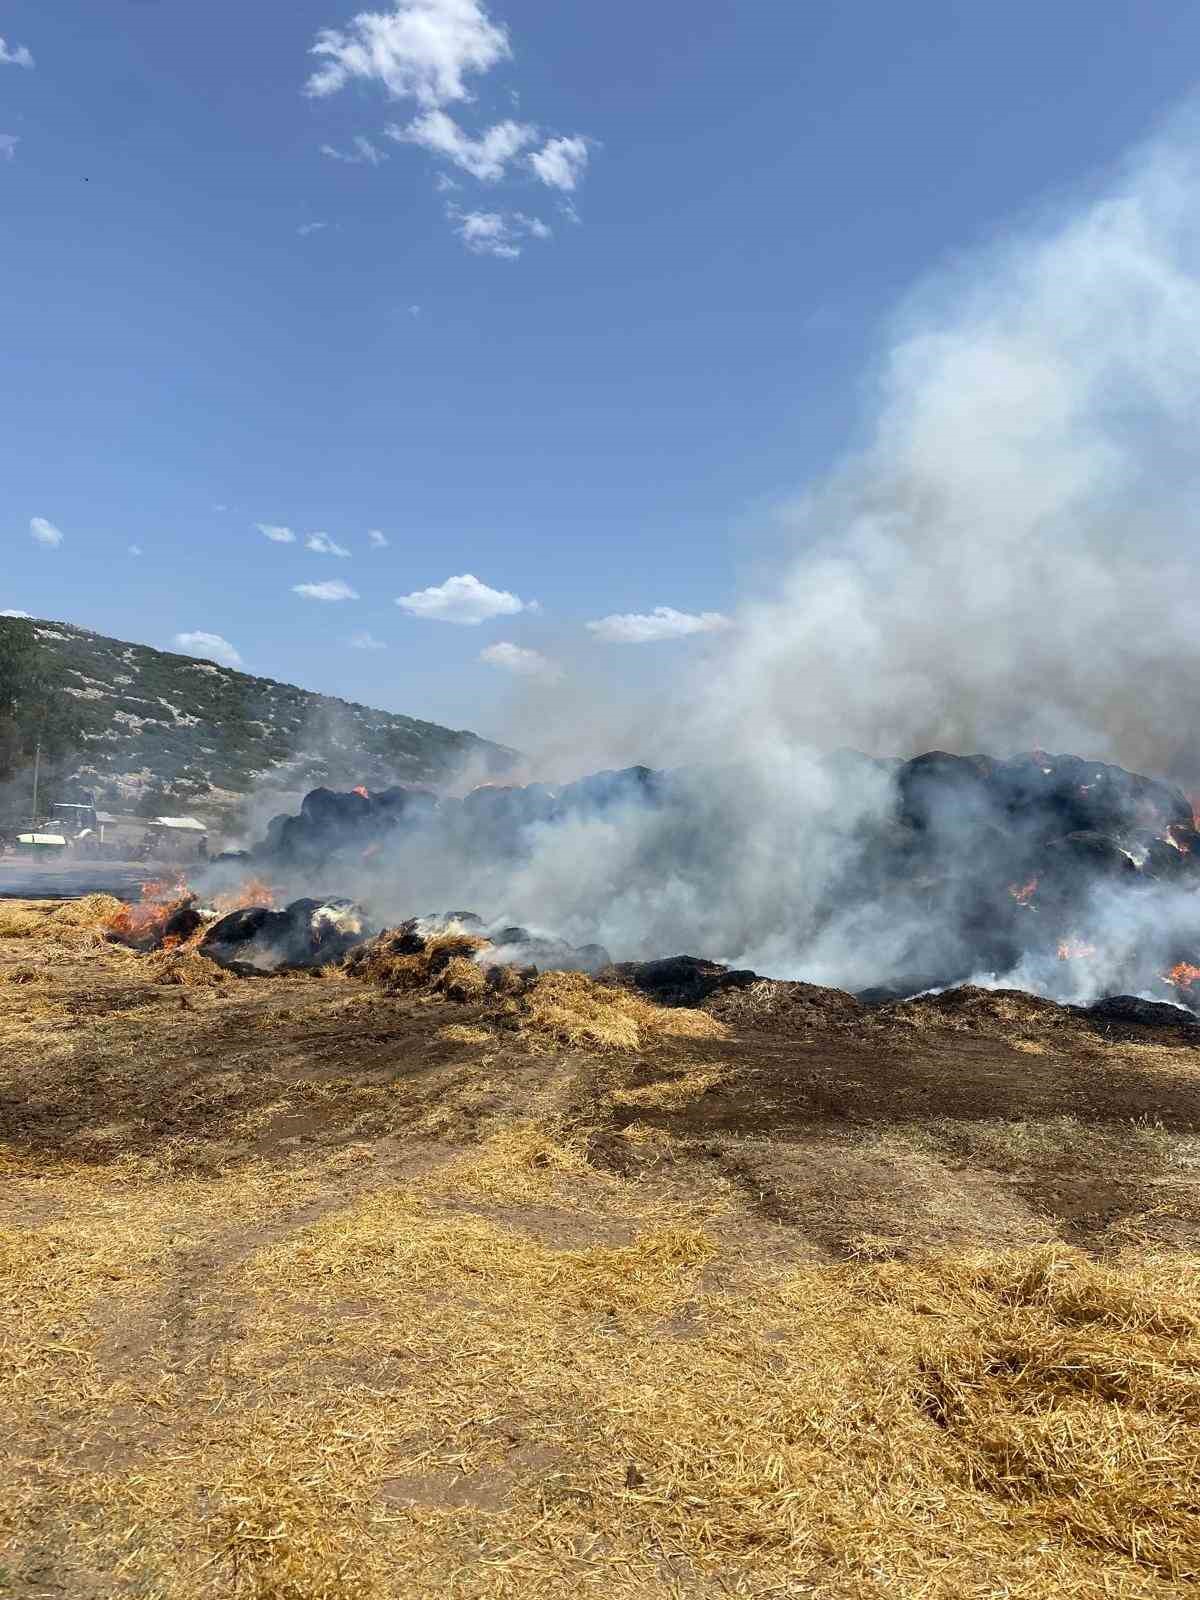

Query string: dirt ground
[3,901,1200,1597]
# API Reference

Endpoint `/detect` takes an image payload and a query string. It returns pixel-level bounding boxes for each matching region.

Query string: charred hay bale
[1143,833,1200,881]
[878,984,1076,1038]
[162,902,204,944]
[345,925,492,993]
[1042,831,1140,882]
[705,977,865,1029]
[896,752,999,833]
[605,955,761,1008]
[201,897,371,973]
[557,765,666,816]
[371,785,438,825]
[994,754,1193,839]
[1081,994,1199,1027]
[481,928,612,975]
[299,787,372,830]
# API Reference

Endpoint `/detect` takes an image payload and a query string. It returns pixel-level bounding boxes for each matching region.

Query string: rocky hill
[1,616,514,830]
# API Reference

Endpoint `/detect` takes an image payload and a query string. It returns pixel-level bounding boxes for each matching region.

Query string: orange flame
[105,876,191,942]
[1057,937,1097,961]
[1164,962,1200,991]
[1009,877,1038,906]
[210,877,278,915]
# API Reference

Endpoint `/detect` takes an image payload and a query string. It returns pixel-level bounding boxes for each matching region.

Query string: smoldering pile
[201,749,1200,1011]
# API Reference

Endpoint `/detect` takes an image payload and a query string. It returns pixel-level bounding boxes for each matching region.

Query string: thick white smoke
[232,115,1200,1002]
[704,116,1200,779]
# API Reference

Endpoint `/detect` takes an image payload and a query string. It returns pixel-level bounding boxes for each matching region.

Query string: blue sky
[4,0,1200,737]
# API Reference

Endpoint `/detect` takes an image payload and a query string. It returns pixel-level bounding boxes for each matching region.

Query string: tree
[0,618,84,788]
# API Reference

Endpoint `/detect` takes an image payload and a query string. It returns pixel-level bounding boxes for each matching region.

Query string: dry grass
[513,970,728,1052]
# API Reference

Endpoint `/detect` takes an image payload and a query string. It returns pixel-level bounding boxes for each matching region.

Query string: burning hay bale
[231,749,1200,1008]
[343,921,496,993]
[200,897,374,974]
[344,921,727,1049]
[477,925,611,975]
[343,914,611,995]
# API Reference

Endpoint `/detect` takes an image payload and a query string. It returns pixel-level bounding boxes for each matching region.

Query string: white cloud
[306,532,351,557]
[1,608,31,619]
[0,135,18,163]
[0,38,34,69]
[389,110,535,182]
[396,572,528,624]
[293,579,359,602]
[257,522,297,544]
[479,641,561,679]
[350,630,387,649]
[174,631,243,668]
[297,221,328,237]
[306,0,510,107]
[321,135,387,165]
[368,528,390,547]
[586,606,733,644]
[449,207,549,258]
[434,171,460,192]
[529,134,589,192]
[30,516,63,549]
[128,544,143,557]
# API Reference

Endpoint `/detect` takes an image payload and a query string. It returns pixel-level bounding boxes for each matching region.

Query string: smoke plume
[706,114,1200,780]
[221,114,1200,1004]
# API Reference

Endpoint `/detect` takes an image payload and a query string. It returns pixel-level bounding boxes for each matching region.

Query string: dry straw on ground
[0,894,125,946]
[6,904,1200,1597]
[512,970,728,1052]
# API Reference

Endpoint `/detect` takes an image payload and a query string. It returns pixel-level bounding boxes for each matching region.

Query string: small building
[87,813,209,860]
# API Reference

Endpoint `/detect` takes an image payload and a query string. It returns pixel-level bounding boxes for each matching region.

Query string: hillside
[1,616,514,828]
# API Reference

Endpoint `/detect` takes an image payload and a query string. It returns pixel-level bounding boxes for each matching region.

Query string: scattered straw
[145,949,235,988]
[513,970,728,1052]
[610,1063,730,1111]
[438,1023,492,1046]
